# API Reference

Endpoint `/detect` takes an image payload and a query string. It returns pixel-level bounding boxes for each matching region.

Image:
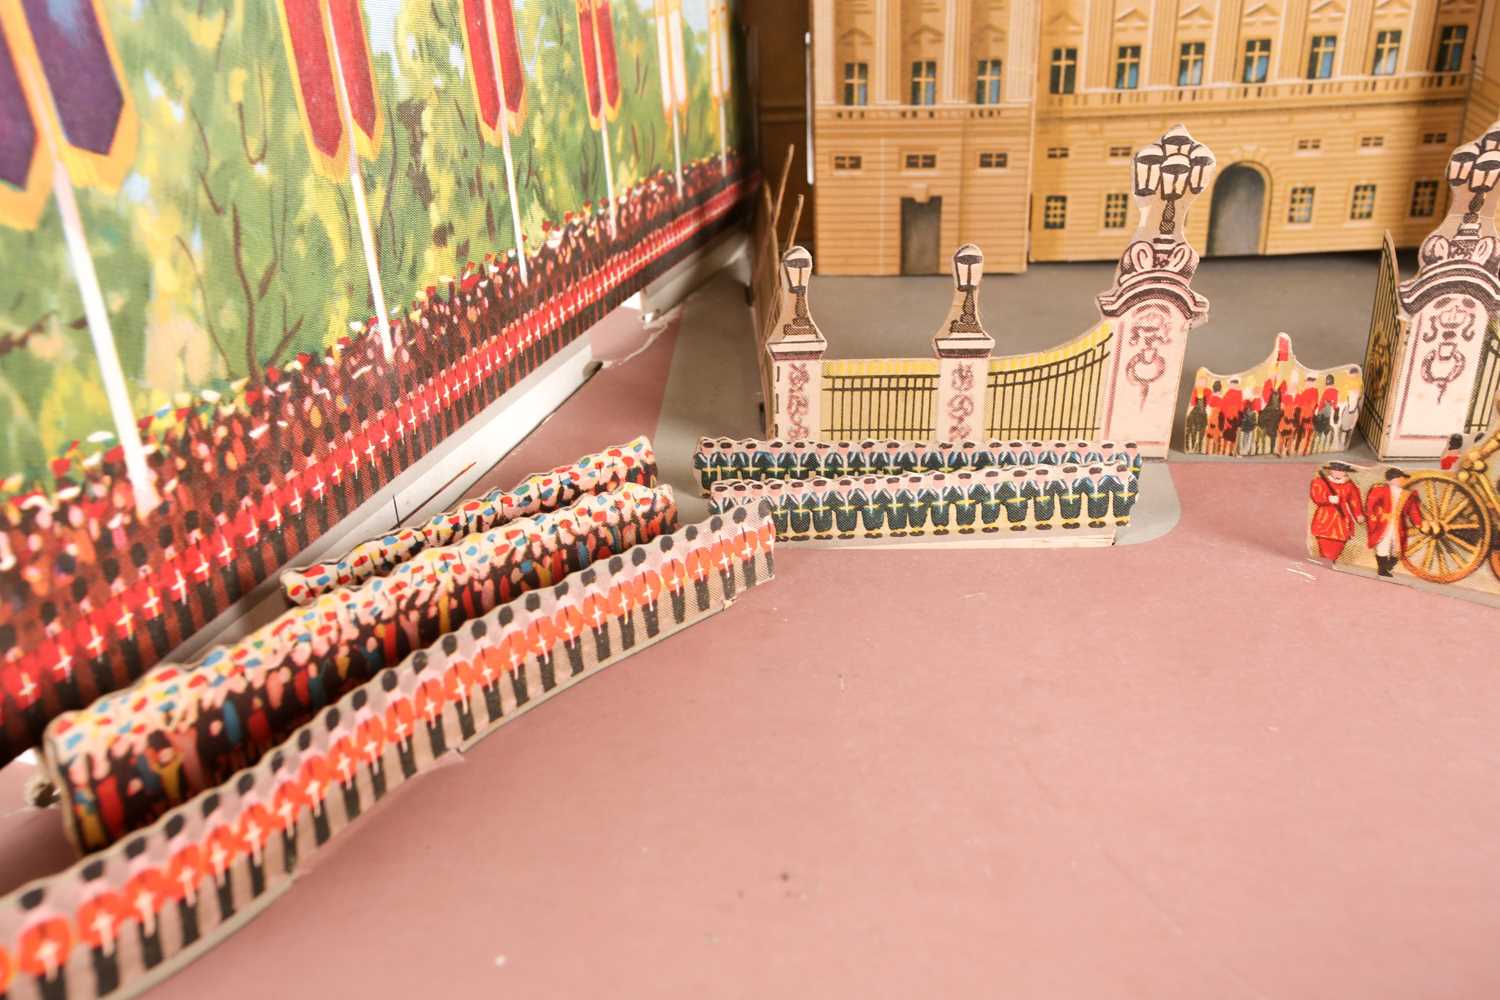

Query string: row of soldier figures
[694,437,1140,492]
[709,464,1141,540]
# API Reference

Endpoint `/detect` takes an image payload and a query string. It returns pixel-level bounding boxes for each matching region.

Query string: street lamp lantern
[1133,146,1163,196]
[1450,141,1480,186]
[783,246,812,293]
[934,244,993,351]
[780,246,819,337]
[953,246,983,291]
[948,244,986,336]
[1473,147,1500,193]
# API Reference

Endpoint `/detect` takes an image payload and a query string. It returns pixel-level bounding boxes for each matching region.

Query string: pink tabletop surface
[37,306,1500,998]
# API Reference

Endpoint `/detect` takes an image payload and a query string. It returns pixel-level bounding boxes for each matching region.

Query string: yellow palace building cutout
[810,0,1499,273]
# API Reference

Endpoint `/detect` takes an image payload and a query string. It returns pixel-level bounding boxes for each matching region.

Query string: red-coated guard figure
[1365,467,1416,577]
[1310,461,1365,562]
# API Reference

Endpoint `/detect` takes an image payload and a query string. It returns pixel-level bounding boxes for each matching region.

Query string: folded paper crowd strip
[697,438,1141,544]
[1308,416,1500,605]
[0,502,772,1000]
[46,482,679,853]
[280,437,657,604]
[1184,334,1363,458]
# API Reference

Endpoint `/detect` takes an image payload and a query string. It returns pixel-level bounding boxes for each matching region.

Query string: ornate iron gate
[1358,232,1402,444]
[985,324,1112,439]
[1465,317,1500,434]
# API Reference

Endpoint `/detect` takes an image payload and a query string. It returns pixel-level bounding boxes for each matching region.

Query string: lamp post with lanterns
[764,246,827,440]
[1094,125,1215,457]
[1377,120,1500,457]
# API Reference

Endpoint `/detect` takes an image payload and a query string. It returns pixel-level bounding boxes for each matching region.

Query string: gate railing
[1358,230,1403,446]
[820,360,940,439]
[1466,316,1500,435]
[985,322,1112,439]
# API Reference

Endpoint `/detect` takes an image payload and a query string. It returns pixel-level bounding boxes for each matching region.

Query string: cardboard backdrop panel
[0,0,749,766]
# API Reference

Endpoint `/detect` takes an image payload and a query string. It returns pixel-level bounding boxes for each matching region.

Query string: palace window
[978,151,1009,169]
[1288,186,1316,223]
[842,62,869,106]
[1243,38,1271,83]
[1178,41,1206,86]
[1307,35,1337,79]
[1047,146,1070,159]
[975,59,1003,103]
[1350,184,1377,220]
[1371,30,1401,75]
[1296,136,1322,152]
[1410,179,1440,217]
[1043,195,1068,229]
[1115,45,1141,89]
[1109,144,1133,158]
[1359,134,1385,149]
[1422,131,1449,145]
[1436,25,1468,72]
[1050,47,1078,94]
[910,60,937,105]
[1103,193,1130,229]
[903,152,937,169]
[833,154,862,171]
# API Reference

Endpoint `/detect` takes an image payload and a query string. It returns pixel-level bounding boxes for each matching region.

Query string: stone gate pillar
[765,246,827,441]
[1095,125,1215,458]
[1380,121,1500,459]
[932,244,994,442]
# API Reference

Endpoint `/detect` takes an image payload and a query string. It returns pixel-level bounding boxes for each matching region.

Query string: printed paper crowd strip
[280,437,657,604]
[4,506,772,1000]
[46,484,678,852]
[708,464,1140,544]
[692,437,1141,494]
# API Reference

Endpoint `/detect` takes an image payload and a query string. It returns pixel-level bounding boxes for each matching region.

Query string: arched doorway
[1207,163,1267,257]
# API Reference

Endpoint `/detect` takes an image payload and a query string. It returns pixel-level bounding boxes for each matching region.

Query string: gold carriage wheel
[1399,472,1490,584]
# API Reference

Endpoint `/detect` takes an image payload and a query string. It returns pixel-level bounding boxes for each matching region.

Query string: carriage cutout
[1395,399,1500,583]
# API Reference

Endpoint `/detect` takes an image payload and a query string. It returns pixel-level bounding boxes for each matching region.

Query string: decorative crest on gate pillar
[1094,125,1215,457]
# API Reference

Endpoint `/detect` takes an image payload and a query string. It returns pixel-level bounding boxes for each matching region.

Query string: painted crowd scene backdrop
[0,0,748,764]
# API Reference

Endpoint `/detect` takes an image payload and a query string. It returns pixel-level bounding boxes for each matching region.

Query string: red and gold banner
[460,0,526,142]
[277,0,382,182]
[0,0,136,229]
[577,0,621,128]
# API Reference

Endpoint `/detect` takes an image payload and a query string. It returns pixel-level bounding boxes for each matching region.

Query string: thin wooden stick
[769,144,794,249]
[783,194,805,253]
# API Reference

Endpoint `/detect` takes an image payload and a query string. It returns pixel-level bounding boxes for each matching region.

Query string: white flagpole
[717,100,727,173]
[671,110,684,195]
[323,4,393,360]
[49,153,159,514]
[655,2,683,195]
[587,3,617,236]
[482,8,529,286]
[712,0,728,173]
